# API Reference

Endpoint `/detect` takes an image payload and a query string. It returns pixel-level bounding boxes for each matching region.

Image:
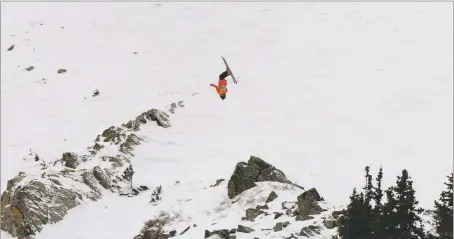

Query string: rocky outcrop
[122,109,172,131]
[227,156,293,199]
[266,191,278,203]
[92,166,111,189]
[243,208,265,221]
[237,225,254,233]
[60,152,83,169]
[133,216,172,239]
[1,102,185,238]
[0,172,96,239]
[295,188,324,217]
[204,229,235,239]
[298,225,322,237]
[273,221,290,232]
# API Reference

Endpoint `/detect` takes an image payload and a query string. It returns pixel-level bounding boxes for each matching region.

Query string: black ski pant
[219,71,229,80]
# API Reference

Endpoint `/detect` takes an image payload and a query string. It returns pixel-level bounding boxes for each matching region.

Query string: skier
[210,68,230,100]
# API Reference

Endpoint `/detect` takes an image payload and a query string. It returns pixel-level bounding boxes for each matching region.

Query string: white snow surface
[1,2,452,239]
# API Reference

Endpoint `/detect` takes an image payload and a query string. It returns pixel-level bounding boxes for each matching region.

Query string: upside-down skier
[210,68,230,100]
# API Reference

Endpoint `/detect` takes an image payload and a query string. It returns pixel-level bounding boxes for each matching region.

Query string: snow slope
[1,2,452,239]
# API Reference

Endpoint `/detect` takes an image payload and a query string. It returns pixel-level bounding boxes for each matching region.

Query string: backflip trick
[210,56,238,100]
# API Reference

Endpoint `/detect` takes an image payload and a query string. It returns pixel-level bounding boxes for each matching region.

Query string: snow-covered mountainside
[1,2,452,239]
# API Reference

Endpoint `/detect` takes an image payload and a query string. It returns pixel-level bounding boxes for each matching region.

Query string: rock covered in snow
[1,102,185,238]
[227,156,293,199]
[0,171,95,238]
[295,187,324,217]
[266,191,278,203]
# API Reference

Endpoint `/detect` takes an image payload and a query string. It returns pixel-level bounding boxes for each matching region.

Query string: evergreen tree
[337,167,375,239]
[364,166,374,205]
[383,169,425,239]
[338,188,370,239]
[373,166,384,212]
[372,166,385,239]
[122,164,135,189]
[433,173,453,239]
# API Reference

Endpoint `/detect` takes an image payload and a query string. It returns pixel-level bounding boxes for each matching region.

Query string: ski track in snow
[1,2,452,239]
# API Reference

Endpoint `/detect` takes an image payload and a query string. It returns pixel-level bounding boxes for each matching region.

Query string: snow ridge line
[0,100,185,239]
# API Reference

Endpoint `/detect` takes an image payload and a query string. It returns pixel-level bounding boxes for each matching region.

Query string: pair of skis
[221,56,238,84]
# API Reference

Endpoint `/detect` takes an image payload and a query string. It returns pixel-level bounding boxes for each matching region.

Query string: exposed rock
[92,166,111,189]
[88,143,104,156]
[244,208,265,221]
[57,68,67,74]
[134,216,171,239]
[82,171,102,195]
[295,214,314,221]
[102,156,124,168]
[323,219,336,229]
[100,126,124,144]
[266,191,278,203]
[123,109,172,131]
[138,185,149,191]
[296,188,323,217]
[227,156,292,199]
[256,204,269,210]
[237,225,254,233]
[92,89,99,97]
[7,44,14,51]
[0,174,95,238]
[25,66,34,71]
[283,221,290,228]
[168,102,178,114]
[61,152,80,169]
[211,178,225,187]
[298,225,322,237]
[229,228,236,234]
[331,210,343,219]
[179,226,190,235]
[274,212,283,219]
[119,133,143,155]
[273,222,283,232]
[205,229,230,239]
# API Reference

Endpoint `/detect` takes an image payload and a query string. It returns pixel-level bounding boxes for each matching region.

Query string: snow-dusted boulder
[227,156,293,199]
[295,187,324,218]
[0,171,97,239]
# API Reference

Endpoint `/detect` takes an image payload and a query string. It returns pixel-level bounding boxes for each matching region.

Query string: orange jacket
[210,79,228,95]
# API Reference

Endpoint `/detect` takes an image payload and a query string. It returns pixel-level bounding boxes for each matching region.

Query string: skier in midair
[210,68,230,100]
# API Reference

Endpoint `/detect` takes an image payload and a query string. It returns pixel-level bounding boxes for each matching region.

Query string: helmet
[220,94,226,100]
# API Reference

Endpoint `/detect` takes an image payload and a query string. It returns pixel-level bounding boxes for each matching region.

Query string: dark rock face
[204,229,231,239]
[123,109,172,131]
[237,225,254,233]
[61,152,80,169]
[296,188,323,217]
[298,225,322,237]
[1,102,186,239]
[323,219,336,229]
[92,166,111,189]
[227,156,292,199]
[266,191,278,203]
[57,68,67,74]
[0,173,93,239]
[273,222,283,232]
[244,208,265,221]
